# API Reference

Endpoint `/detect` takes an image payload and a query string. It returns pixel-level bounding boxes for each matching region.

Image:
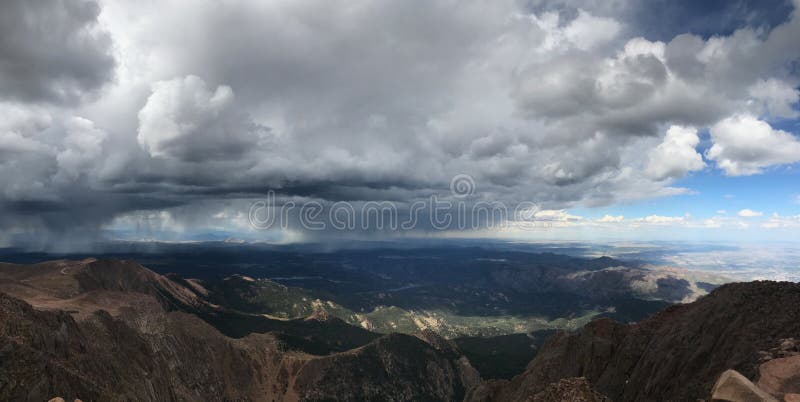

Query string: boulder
[757,355,800,398]
[711,370,778,402]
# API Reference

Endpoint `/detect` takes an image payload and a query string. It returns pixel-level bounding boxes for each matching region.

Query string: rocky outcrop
[761,338,800,361]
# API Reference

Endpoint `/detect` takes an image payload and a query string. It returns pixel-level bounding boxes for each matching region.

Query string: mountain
[4,257,798,401]
[0,244,717,341]
[467,281,800,402]
[0,259,479,401]
[187,251,682,338]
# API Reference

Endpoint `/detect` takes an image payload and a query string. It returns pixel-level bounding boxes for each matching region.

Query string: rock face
[0,259,479,401]
[469,281,800,402]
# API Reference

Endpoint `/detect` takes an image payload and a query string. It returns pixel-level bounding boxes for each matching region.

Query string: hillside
[467,281,800,401]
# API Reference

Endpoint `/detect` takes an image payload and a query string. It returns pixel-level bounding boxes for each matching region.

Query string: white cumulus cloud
[646,125,705,180]
[597,214,625,222]
[738,209,764,217]
[707,115,800,176]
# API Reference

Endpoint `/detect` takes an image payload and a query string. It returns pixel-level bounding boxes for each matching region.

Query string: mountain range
[1,257,798,401]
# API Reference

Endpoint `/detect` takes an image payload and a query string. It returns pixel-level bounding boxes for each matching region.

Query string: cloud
[597,215,625,222]
[534,209,584,222]
[65,0,800,199]
[646,125,705,180]
[55,117,107,182]
[1,0,800,245]
[707,115,800,175]
[0,103,58,202]
[748,79,800,118]
[137,75,268,162]
[571,211,774,232]
[762,213,800,228]
[636,215,686,224]
[0,0,114,104]
[738,209,764,217]
[563,9,622,50]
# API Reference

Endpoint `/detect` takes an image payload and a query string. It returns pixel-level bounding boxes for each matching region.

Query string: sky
[1,0,799,248]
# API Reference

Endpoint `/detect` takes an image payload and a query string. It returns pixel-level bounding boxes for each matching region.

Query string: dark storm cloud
[0,0,115,104]
[0,0,799,246]
[0,189,182,250]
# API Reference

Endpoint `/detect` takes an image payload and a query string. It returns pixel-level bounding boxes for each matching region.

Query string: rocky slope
[468,281,800,402]
[0,259,479,401]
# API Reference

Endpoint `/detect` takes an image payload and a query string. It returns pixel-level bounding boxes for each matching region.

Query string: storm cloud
[0,0,799,246]
[0,0,115,104]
